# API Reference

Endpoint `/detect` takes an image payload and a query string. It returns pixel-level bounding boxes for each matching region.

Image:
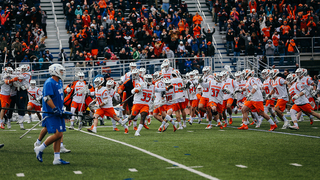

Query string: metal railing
[293,37,320,58]
[50,0,62,54]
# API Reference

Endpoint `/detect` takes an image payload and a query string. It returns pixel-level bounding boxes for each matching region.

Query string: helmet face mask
[189,72,195,80]
[144,74,153,85]
[106,80,114,90]
[139,68,146,76]
[163,78,171,86]
[235,71,243,81]
[261,69,270,79]
[30,80,36,88]
[49,64,66,80]
[129,62,137,71]
[286,73,297,84]
[94,77,104,87]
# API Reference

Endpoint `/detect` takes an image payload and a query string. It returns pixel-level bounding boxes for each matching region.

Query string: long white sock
[282,115,288,122]
[134,115,139,120]
[29,115,32,120]
[36,139,41,144]
[146,115,150,120]
[123,124,128,129]
[137,124,143,133]
[179,122,182,127]
[70,120,74,126]
[208,121,212,125]
[229,113,232,119]
[38,143,47,151]
[160,121,166,128]
[190,117,193,122]
[225,117,229,124]
[133,121,137,127]
[170,120,175,126]
[111,118,117,128]
[54,152,60,160]
[268,119,275,125]
[165,115,172,121]
[252,112,259,121]
[0,119,3,124]
[93,126,97,131]
[183,120,186,125]
[217,119,221,123]
[310,115,314,120]
[294,122,299,126]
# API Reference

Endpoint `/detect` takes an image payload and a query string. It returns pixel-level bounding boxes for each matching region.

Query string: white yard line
[73,171,83,174]
[74,128,219,180]
[166,166,203,169]
[16,173,25,177]
[128,168,138,172]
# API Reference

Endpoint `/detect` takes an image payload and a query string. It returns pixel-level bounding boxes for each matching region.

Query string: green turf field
[1,115,320,180]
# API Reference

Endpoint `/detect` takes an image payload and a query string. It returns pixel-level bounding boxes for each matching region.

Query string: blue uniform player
[34,64,72,165]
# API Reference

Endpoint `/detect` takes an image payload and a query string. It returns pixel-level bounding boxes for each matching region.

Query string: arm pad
[43,95,52,102]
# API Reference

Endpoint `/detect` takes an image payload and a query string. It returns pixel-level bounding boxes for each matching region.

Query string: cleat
[249,121,256,125]
[7,120,11,129]
[158,127,162,132]
[133,126,137,131]
[60,145,71,153]
[217,122,222,127]
[78,122,83,130]
[173,125,177,132]
[269,124,278,131]
[178,126,183,130]
[282,121,289,129]
[34,147,43,162]
[53,159,70,165]
[0,123,4,129]
[289,125,299,130]
[69,125,74,130]
[34,142,41,148]
[124,128,129,134]
[220,126,223,129]
[238,124,248,130]
[223,123,227,128]
[205,125,212,129]
[143,124,149,129]
[229,118,233,124]
[121,118,128,126]
[27,119,31,124]
[134,132,140,136]
[163,123,169,132]
[310,119,314,125]
[189,121,193,125]
[116,122,119,125]
[87,125,97,133]
[255,120,262,128]
[113,128,120,131]
[147,118,151,125]
[182,124,186,128]
[128,120,132,127]
[20,123,25,130]
[198,120,202,124]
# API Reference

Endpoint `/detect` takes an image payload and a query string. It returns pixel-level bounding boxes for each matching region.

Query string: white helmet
[163,78,171,86]
[30,80,36,88]
[49,64,66,80]
[153,71,161,80]
[221,71,228,81]
[131,69,140,80]
[235,71,244,81]
[270,69,279,79]
[129,62,137,71]
[21,64,30,72]
[94,77,104,87]
[189,71,196,80]
[193,70,199,76]
[4,67,13,74]
[106,80,114,90]
[202,66,211,76]
[172,69,180,78]
[144,74,153,85]
[197,85,202,91]
[77,72,85,81]
[295,68,307,78]
[261,69,271,79]
[243,69,253,79]
[216,72,224,82]
[162,59,170,71]
[139,68,146,76]
[286,73,297,84]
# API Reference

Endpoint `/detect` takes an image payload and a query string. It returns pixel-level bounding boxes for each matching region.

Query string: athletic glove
[311,90,317,97]
[266,94,271,100]
[198,78,203,83]
[292,94,300,100]
[247,92,253,101]
[21,85,27,90]
[234,89,243,94]
[131,89,140,94]
[36,97,42,102]
[88,101,96,107]
[53,107,63,117]
[222,89,231,94]
[166,85,173,91]
[62,111,73,119]
[66,87,71,93]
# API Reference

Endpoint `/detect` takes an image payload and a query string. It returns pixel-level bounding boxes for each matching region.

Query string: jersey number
[265,86,270,94]
[97,97,103,104]
[211,88,220,97]
[173,83,183,93]
[141,92,152,102]
[166,95,173,101]
[274,87,279,95]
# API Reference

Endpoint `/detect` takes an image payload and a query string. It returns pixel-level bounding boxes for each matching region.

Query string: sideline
[73,128,219,180]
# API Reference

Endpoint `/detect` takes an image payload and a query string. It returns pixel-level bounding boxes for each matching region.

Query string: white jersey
[1,74,13,96]
[246,77,264,101]
[263,77,275,100]
[19,72,31,89]
[161,67,174,79]
[223,78,238,100]
[202,75,214,98]
[171,77,185,102]
[133,82,155,106]
[165,88,176,105]
[236,80,247,100]
[28,86,42,106]
[154,80,165,105]
[95,87,117,109]
[72,81,87,103]
[289,82,309,105]
[187,79,198,100]
[201,80,225,104]
[272,77,289,101]
[299,76,314,98]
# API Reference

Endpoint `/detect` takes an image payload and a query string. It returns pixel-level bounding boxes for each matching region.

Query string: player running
[27,80,42,123]
[261,69,278,124]
[187,71,199,125]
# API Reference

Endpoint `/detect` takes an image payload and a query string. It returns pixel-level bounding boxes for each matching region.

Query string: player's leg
[112,113,129,134]
[135,111,148,136]
[60,136,71,153]
[238,102,250,129]
[34,127,48,147]
[17,90,27,129]
[52,131,68,165]
[27,103,33,123]
[275,100,289,129]
[166,107,177,132]
[69,102,77,129]
[289,107,300,130]
[256,101,277,131]
[0,97,10,129]
[226,100,233,125]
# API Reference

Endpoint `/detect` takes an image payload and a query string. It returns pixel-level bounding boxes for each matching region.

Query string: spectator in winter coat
[265,39,275,65]
[199,40,207,55]
[206,41,215,56]
[191,39,199,54]
[185,59,193,72]
[165,47,175,59]
[202,27,215,43]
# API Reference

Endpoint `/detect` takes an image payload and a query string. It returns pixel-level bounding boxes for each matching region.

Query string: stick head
[224,65,231,72]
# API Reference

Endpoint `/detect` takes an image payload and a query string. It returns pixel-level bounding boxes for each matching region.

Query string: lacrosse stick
[19,116,48,139]
[224,65,236,78]
[27,91,41,104]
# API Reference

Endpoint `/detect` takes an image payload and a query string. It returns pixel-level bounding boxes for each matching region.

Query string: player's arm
[292,84,306,99]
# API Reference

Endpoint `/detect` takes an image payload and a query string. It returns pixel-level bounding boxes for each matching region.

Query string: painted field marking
[74,128,219,180]
[16,173,25,177]
[1,130,16,132]
[187,131,194,132]
[312,127,318,129]
[84,126,113,128]
[26,136,31,138]
[290,163,302,167]
[25,128,41,131]
[167,166,203,169]
[219,130,225,131]
[235,165,247,168]
[73,171,82,174]
[128,168,138,172]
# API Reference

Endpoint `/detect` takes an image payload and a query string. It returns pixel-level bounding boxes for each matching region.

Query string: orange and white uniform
[94,87,120,118]
[122,71,132,82]
[244,77,265,112]
[1,74,14,108]
[289,82,313,114]
[161,67,174,79]
[71,81,87,112]
[199,75,214,108]
[27,86,42,111]
[201,79,225,113]
[171,77,186,110]
[132,82,155,116]
[153,80,166,115]
[263,77,275,107]
[236,79,247,107]
[187,79,198,107]
[300,76,315,109]
[223,77,238,109]
[272,77,289,111]
[19,72,31,88]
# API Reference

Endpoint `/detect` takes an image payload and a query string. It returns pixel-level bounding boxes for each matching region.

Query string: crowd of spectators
[65,0,216,73]
[0,0,53,71]
[209,0,320,66]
